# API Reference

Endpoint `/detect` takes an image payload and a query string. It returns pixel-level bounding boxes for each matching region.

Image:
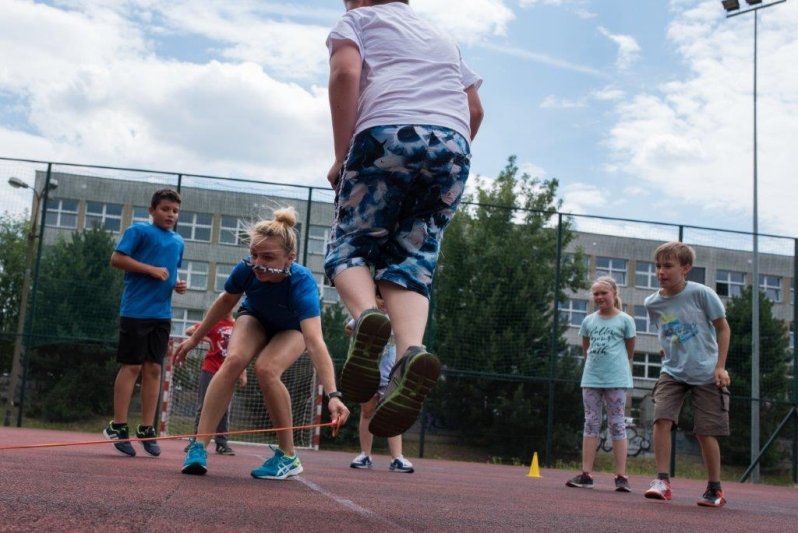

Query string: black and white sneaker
[103,421,136,457]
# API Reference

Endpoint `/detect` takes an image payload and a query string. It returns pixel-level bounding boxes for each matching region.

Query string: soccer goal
[160,337,323,450]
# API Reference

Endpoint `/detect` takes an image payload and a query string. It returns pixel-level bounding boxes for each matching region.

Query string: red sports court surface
[1,427,796,532]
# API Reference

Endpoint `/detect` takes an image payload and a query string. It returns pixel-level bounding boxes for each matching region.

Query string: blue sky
[0,0,796,237]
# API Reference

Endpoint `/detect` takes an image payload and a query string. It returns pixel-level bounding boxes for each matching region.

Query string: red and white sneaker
[697,488,726,507]
[644,478,672,501]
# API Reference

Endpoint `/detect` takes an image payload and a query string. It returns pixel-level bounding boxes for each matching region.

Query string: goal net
[160,337,322,450]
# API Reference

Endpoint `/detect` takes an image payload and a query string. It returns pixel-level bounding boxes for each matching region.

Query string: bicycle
[596,417,651,457]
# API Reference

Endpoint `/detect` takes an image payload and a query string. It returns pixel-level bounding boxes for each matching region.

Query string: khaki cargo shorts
[652,372,730,437]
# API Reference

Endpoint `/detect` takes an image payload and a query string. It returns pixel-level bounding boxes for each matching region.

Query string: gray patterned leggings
[582,388,627,440]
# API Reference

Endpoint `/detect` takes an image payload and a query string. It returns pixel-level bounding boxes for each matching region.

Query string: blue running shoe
[350,452,373,469]
[136,425,161,457]
[103,421,136,457]
[389,455,414,473]
[182,441,208,475]
[251,448,303,480]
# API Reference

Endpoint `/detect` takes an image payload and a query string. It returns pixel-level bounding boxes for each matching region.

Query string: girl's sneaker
[565,472,593,488]
[350,452,373,469]
[615,475,632,492]
[389,456,414,473]
[251,448,303,480]
[181,441,208,475]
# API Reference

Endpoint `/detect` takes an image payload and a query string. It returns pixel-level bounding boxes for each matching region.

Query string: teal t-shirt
[644,281,726,385]
[578,311,635,389]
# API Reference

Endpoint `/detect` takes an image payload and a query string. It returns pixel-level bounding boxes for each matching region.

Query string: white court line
[248,451,409,531]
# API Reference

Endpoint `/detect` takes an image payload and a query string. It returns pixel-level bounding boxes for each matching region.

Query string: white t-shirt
[644,282,726,385]
[327,2,482,143]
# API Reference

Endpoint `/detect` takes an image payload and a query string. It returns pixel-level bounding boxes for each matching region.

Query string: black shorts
[117,317,171,365]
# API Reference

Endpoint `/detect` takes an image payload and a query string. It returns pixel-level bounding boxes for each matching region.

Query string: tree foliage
[0,212,28,372]
[427,156,588,461]
[723,285,793,466]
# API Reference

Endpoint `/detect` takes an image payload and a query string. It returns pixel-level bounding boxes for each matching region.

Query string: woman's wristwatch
[327,391,343,401]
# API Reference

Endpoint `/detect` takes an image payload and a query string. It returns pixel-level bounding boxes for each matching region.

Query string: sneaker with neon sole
[182,441,208,475]
[136,425,161,457]
[340,309,392,403]
[644,478,672,501]
[103,421,136,457]
[251,448,303,480]
[368,346,441,438]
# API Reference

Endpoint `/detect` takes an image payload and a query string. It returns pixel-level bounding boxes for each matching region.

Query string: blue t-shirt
[116,222,184,320]
[225,260,320,331]
[578,311,635,389]
[644,281,726,385]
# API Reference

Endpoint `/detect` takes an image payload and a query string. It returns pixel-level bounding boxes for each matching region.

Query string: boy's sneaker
[251,448,303,480]
[103,421,136,457]
[389,456,414,473]
[181,441,208,475]
[644,478,673,501]
[350,452,373,469]
[697,487,726,507]
[565,472,593,488]
[368,346,441,438]
[216,443,235,455]
[340,309,392,403]
[135,425,161,457]
[615,475,632,492]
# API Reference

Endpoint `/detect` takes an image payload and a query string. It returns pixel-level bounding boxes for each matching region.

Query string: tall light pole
[721,0,786,484]
[3,176,58,427]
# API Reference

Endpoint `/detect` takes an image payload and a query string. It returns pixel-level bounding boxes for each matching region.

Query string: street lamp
[721,0,786,484]
[3,175,58,427]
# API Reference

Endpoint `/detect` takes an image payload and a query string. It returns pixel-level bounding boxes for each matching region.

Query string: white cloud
[604,0,798,234]
[598,26,642,71]
[540,95,586,109]
[414,0,515,44]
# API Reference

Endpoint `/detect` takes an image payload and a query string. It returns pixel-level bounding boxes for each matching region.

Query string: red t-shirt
[200,318,235,374]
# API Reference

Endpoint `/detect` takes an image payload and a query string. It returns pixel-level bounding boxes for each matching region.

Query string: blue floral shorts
[324,124,471,298]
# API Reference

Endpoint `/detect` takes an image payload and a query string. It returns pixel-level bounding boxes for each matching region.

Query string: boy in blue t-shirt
[103,189,186,457]
[643,241,731,507]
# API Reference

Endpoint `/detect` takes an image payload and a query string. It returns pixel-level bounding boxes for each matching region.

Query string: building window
[633,305,657,334]
[132,206,150,224]
[171,307,205,336]
[687,266,706,285]
[45,198,79,229]
[85,201,123,232]
[179,260,209,291]
[316,274,339,304]
[716,270,745,298]
[215,263,235,292]
[596,257,627,286]
[632,352,662,380]
[177,211,212,242]
[559,298,588,326]
[308,225,329,256]
[760,274,781,303]
[220,216,248,246]
[635,261,657,289]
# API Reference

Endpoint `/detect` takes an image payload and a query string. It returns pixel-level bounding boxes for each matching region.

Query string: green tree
[724,285,792,467]
[427,155,588,461]
[25,226,124,421]
[0,213,28,372]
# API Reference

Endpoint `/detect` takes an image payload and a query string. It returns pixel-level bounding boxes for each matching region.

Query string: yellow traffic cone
[527,452,541,478]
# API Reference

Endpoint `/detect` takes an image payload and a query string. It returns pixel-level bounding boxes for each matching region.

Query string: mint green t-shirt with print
[578,311,636,389]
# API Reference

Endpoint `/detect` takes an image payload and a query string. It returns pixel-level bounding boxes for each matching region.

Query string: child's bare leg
[653,419,673,473]
[378,281,428,357]
[581,436,598,473]
[387,435,402,458]
[139,361,162,426]
[696,434,721,481]
[358,409,374,455]
[335,266,378,319]
[112,364,141,422]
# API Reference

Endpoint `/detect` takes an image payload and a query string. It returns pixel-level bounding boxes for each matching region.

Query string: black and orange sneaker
[368,346,440,438]
[697,487,726,507]
[340,308,392,403]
